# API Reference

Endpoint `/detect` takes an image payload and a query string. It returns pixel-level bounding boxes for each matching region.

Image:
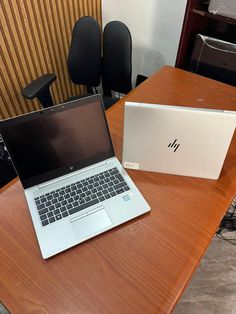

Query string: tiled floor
[174,235,236,314]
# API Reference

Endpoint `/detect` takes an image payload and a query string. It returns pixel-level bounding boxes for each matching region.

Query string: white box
[208,0,236,19]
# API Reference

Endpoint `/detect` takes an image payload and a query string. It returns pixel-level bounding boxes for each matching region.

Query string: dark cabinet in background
[176,0,236,86]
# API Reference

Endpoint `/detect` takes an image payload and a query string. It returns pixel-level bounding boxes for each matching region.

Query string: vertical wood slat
[0,0,102,120]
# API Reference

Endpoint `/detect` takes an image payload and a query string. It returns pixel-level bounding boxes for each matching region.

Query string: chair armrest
[22,73,57,99]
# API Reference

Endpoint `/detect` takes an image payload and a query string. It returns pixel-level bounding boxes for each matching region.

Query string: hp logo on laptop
[168,139,180,152]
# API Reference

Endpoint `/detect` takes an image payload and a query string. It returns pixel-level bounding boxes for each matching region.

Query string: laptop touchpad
[71,208,112,240]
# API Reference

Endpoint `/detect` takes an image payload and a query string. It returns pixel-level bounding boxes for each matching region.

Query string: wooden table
[1,66,236,313]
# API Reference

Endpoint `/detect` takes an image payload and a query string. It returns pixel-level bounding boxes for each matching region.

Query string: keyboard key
[47,212,54,218]
[39,208,48,215]
[40,214,47,221]
[85,196,91,202]
[116,188,124,194]
[55,214,62,220]
[99,196,105,202]
[42,219,49,226]
[110,191,116,197]
[66,204,73,210]
[41,197,47,203]
[46,201,52,207]
[60,206,67,212]
[104,194,110,199]
[62,211,69,218]
[110,169,119,175]
[68,199,99,215]
[124,186,130,191]
[115,174,124,182]
[54,209,60,215]
[35,200,40,206]
[49,217,56,223]
[49,205,55,211]
[114,181,127,190]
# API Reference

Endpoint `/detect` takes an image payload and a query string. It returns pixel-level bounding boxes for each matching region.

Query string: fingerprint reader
[123,195,131,201]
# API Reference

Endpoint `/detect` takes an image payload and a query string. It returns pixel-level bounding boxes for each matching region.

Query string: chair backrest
[68,16,101,88]
[102,21,132,95]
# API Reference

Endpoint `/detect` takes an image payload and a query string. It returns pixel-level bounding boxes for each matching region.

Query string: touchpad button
[71,208,112,240]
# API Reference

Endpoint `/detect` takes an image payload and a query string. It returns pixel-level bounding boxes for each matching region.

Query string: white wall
[102,0,187,85]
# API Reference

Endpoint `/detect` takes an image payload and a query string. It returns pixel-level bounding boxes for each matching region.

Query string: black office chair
[102,21,132,108]
[22,17,133,110]
[22,16,101,108]
[67,16,101,96]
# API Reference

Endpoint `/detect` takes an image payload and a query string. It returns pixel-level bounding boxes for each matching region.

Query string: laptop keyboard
[34,167,130,227]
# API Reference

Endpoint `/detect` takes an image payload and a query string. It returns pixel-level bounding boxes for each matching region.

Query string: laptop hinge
[38,161,109,190]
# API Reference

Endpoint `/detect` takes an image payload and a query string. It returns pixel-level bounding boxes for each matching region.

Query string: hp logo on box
[168,139,180,152]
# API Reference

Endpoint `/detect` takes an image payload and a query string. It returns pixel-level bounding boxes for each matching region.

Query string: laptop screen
[0,95,114,188]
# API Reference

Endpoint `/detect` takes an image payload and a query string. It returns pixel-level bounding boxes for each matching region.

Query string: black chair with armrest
[22,16,101,108]
[22,17,133,110]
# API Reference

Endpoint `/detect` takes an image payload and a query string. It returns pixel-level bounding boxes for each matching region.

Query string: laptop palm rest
[71,207,112,240]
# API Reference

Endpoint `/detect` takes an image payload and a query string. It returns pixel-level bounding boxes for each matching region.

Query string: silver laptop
[0,95,150,259]
[122,102,236,180]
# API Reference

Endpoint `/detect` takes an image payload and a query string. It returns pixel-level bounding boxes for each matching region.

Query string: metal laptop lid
[0,95,115,189]
[122,102,236,179]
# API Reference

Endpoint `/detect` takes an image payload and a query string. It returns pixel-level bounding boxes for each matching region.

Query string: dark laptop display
[0,96,114,188]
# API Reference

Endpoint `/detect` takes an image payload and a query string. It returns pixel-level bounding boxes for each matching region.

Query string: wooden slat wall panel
[0,0,102,119]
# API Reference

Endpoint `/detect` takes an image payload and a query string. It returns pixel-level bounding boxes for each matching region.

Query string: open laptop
[0,95,150,259]
[122,102,236,180]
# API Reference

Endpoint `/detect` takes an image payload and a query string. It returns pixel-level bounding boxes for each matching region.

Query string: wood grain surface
[0,66,236,314]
